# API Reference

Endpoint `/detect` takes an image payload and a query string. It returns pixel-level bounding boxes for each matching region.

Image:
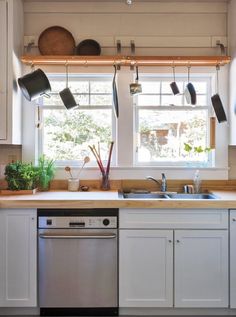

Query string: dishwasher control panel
[38,216,117,229]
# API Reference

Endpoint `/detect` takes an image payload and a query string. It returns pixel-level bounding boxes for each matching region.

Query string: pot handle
[136,65,139,82]
[40,92,51,98]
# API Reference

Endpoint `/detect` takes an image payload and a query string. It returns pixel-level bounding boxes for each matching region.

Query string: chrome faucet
[146,173,167,192]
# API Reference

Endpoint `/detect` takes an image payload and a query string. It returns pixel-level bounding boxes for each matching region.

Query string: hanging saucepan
[59,64,78,110]
[184,66,197,105]
[170,65,180,95]
[112,65,119,118]
[211,65,227,123]
[18,68,51,101]
[130,65,142,95]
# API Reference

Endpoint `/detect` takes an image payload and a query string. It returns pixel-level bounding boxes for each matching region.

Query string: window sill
[55,165,229,180]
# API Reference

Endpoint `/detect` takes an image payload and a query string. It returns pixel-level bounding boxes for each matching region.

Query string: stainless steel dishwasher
[38,208,118,316]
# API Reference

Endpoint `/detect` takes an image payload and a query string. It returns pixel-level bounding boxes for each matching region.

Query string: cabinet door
[0,0,7,140]
[119,229,173,307]
[0,209,37,307]
[175,230,228,308]
[230,210,236,308]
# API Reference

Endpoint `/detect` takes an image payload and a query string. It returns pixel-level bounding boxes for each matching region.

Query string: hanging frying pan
[59,64,78,110]
[76,39,101,56]
[38,26,76,55]
[184,66,197,105]
[211,65,227,123]
[170,66,180,95]
[112,65,119,118]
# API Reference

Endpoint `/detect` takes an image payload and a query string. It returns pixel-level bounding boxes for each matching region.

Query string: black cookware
[112,65,119,118]
[59,64,77,110]
[184,66,197,105]
[211,94,227,123]
[18,68,51,101]
[211,65,227,123]
[170,66,180,95]
[76,39,101,56]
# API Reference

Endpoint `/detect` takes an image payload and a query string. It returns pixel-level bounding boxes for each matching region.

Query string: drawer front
[119,209,228,229]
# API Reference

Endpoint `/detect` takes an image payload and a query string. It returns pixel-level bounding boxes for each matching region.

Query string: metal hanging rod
[21,55,231,67]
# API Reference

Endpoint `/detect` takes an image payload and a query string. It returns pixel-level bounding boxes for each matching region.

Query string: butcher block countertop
[0,190,236,209]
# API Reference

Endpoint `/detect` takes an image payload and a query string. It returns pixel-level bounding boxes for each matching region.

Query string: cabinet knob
[233,218,236,222]
[176,240,180,243]
[168,240,172,243]
[31,217,35,220]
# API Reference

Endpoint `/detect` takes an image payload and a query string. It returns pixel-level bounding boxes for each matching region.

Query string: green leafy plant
[36,155,55,191]
[4,161,39,191]
[184,143,211,154]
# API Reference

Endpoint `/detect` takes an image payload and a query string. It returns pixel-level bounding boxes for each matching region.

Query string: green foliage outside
[184,143,211,154]
[43,109,112,161]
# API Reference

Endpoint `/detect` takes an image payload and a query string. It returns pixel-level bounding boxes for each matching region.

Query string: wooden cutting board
[38,26,75,55]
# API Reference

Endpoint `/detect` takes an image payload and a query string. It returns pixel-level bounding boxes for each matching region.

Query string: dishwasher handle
[39,233,117,239]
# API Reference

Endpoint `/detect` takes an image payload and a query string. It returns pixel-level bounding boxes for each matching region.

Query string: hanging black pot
[211,65,227,123]
[18,68,51,101]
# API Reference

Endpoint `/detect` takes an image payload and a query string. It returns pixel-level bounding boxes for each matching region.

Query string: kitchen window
[38,75,115,165]
[35,70,225,173]
[134,76,212,166]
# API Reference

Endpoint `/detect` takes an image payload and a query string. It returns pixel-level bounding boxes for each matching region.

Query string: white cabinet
[0,0,23,144]
[175,230,228,307]
[230,210,236,308]
[0,0,7,140]
[0,209,37,307]
[119,230,173,307]
[119,209,229,308]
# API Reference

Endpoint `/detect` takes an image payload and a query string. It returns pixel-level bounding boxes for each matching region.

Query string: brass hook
[30,62,35,72]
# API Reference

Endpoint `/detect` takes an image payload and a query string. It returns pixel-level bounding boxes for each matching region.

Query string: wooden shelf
[21,55,231,67]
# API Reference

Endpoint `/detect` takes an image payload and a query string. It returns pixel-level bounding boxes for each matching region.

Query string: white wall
[24,1,227,56]
[22,1,231,180]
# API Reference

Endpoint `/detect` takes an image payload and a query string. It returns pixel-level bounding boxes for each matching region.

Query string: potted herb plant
[4,161,39,193]
[36,155,55,191]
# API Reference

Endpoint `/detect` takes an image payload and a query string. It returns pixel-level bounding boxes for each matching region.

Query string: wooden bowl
[38,26,76,55]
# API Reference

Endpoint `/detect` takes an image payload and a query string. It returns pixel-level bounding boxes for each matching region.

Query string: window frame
[133,75,213,167]
[38,73,117,167]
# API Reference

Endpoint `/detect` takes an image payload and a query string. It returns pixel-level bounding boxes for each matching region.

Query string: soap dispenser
[193,170,201,194]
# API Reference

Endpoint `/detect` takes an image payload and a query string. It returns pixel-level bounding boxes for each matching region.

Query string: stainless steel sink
[122,193,169,199]
[166,193,218,200]
[121,192,219,200]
